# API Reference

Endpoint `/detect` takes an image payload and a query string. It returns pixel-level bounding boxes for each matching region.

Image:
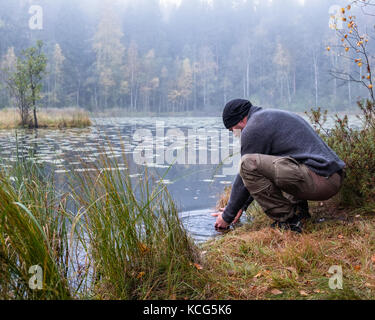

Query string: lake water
[0,114,363,243]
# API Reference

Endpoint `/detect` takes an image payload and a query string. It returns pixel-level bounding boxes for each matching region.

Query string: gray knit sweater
[222,106,346,224]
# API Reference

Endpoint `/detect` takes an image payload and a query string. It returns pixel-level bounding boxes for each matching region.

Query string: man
[213,99,345,233]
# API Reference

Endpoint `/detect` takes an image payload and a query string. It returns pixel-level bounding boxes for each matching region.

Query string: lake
[0,114,363,243]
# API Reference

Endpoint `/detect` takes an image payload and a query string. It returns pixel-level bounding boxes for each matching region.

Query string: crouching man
[213,99,346,233]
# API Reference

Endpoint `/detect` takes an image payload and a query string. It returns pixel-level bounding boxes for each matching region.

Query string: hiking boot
[270,204,308,234]
[296,200,311,221]
[270,219,303,234]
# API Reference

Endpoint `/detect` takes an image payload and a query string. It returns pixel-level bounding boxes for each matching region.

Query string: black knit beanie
[222,99,252,129]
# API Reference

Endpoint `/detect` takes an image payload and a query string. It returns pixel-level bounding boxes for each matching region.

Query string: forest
[1,0,373,114]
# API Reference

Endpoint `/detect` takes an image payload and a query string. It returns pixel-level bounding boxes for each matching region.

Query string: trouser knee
[239,154,260,178]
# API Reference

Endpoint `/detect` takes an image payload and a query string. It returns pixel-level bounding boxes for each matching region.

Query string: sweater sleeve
[222,174,253,224]
[221,120,269,224]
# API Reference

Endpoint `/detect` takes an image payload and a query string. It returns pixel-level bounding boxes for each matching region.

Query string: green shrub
[306,100,375,206]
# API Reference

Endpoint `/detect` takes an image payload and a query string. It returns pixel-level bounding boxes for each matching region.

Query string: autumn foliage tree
[328,1,374,103]
[309,1,375,206]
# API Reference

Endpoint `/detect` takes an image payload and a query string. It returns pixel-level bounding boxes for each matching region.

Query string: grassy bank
[0,108,92,129]
[200,199,375,300]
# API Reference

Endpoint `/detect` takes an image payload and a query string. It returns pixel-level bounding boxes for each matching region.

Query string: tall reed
[0,140,207,300]
[70,148,206,299]
[0,159,72,299]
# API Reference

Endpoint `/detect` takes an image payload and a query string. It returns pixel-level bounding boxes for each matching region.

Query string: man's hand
[211,207,243,229]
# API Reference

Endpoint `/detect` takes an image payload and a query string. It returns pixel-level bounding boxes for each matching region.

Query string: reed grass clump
[71,151,206,300]
[0,159,72,299]
[0,141,207,300]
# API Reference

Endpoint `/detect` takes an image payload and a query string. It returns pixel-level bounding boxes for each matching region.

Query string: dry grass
[0,108,92,129]
[216,186,231,210]
[201,198,375,300]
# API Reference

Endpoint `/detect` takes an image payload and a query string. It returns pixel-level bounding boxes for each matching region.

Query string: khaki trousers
[240,154,344,222]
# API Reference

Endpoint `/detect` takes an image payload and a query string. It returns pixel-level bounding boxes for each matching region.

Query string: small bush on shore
[306,100,375,207]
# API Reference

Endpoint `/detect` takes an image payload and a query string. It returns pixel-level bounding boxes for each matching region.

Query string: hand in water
[211,207,243,230]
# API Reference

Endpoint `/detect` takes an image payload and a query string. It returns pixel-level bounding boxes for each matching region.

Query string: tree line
[0,0,373,114]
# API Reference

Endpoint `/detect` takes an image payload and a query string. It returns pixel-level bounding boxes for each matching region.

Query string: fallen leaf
[313,289,321,293]
[194,263,203,270]
[300,290,309,296]
[271,289,283,295]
